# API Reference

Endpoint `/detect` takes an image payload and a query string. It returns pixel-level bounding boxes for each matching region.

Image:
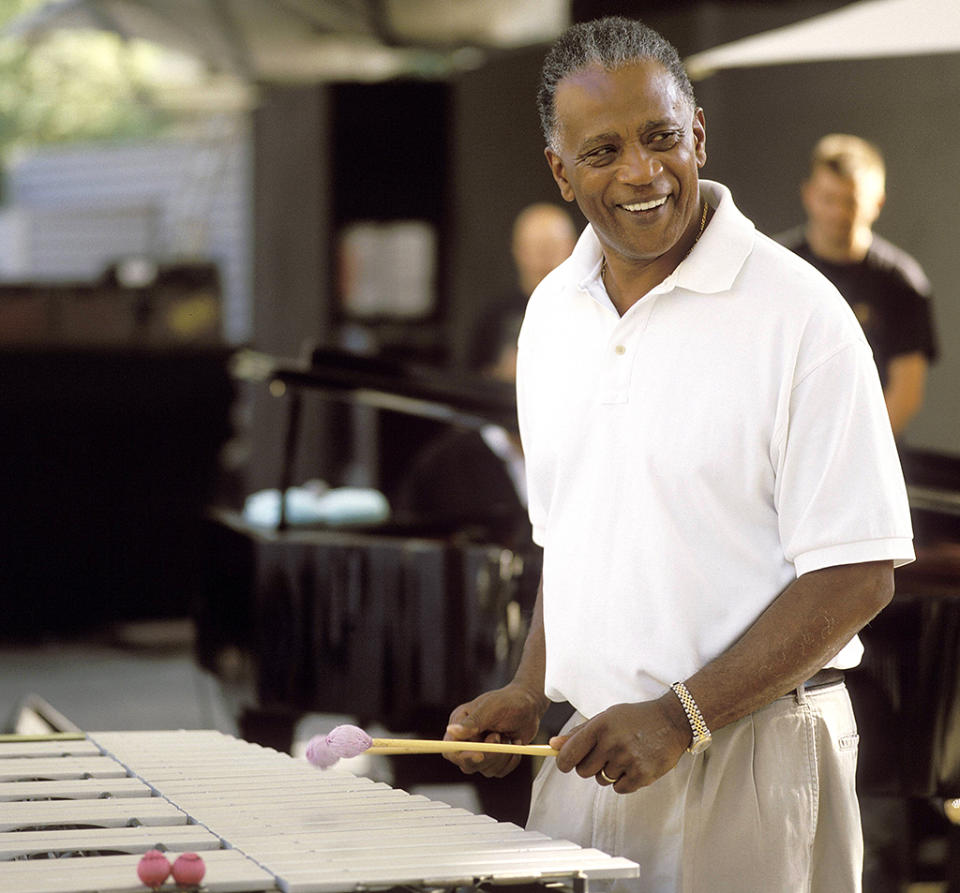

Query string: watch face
[688,733,712,755]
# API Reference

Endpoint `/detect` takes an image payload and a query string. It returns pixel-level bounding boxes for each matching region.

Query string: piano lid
[232,346,519,433]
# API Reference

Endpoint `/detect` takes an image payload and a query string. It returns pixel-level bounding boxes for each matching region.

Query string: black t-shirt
[781,229,938,388]
[469,289,526,371]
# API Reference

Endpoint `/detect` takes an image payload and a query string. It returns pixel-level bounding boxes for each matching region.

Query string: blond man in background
[781,134,938,435]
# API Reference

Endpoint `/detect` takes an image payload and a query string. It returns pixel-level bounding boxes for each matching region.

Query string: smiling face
[544,60,706,273]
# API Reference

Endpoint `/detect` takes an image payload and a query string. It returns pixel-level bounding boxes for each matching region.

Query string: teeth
[622,197,667,212]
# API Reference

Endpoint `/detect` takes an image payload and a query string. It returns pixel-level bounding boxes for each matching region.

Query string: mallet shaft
[367,738,558,757]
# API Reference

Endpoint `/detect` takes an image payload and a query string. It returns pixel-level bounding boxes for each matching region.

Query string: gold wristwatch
[670,681,712,754]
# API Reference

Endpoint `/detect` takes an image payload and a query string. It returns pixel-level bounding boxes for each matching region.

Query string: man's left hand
[549,699,689,793]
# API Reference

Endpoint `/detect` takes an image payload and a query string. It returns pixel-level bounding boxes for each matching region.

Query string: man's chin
[604,225,682,262]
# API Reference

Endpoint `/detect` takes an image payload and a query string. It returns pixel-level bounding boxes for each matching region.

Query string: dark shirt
[780,229,938,388]
[469,289,526,371]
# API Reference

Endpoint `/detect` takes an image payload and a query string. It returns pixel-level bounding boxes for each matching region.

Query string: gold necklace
[691,198,709,248]
[601,199,709,284]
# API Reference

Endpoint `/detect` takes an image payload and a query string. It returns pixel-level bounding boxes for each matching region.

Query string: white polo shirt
[517,180,914,719]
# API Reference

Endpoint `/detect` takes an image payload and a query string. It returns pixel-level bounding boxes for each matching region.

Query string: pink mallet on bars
[171,851,206,887]
[136,849,171,888]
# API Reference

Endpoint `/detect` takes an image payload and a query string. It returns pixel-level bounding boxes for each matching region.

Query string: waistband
[803,668,845,690]
[780,667,845,704]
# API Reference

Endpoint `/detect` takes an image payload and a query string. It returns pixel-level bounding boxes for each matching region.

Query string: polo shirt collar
[679,180,755,294]
[572,178,755,302]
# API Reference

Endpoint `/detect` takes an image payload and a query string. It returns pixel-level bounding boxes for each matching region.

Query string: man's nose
[617,144,662,183]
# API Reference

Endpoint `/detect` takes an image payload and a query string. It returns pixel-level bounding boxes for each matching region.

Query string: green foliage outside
[0,0,180,161]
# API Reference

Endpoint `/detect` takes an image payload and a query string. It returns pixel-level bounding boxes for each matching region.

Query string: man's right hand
[443,682,549,778]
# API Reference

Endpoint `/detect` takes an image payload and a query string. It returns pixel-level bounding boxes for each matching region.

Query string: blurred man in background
[470,203,576,370]
[511,203,580,297]
[780,134,938,436]
[782,133,942,891]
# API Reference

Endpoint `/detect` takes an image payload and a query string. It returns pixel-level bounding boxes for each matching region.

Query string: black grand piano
[198,346,538,732]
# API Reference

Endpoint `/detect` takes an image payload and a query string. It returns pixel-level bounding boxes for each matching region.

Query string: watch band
[670,681,712,754]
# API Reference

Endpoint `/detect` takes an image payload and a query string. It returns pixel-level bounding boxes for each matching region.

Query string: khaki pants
[526,682,862,893]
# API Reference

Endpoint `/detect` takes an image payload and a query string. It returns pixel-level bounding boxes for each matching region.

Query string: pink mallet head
[327,724,373,757]
[305,724,373,768]
[305,734,338,768]
[171,851,206,887]
[136,849,171,888]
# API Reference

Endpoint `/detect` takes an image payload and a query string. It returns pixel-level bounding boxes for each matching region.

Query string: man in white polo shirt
[443,16,913,892]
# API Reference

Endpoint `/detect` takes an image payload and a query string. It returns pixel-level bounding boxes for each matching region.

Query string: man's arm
[680,559,892,729]
[552,560,894,792]
[885,351,928,435]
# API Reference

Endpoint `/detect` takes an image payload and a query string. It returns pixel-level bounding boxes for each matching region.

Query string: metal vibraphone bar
[0,730,639,893]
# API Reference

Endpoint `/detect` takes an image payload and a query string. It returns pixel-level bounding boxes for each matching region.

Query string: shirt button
[614,344,626,355]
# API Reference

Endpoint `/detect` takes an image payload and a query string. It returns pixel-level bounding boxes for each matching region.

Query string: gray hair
[537,17,696,149]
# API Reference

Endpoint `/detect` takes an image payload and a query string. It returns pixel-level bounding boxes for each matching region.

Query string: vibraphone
[0,729,639,893]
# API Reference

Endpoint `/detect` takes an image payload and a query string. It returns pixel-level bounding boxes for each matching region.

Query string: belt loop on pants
[794,667,845,704]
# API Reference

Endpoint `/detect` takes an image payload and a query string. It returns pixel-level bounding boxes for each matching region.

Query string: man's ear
[874,190,887,219]
[693,108,707,168]
[800,178,814,214]
[545,147,576,202]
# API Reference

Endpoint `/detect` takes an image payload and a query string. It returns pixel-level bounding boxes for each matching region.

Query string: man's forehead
[811,164,883,195]
[555,61,690,127]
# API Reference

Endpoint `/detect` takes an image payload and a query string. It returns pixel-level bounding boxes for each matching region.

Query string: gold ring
[599,768,619,784]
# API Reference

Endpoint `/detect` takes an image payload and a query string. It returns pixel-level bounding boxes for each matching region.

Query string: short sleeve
[888,290,939,363]
[774,339,915,576]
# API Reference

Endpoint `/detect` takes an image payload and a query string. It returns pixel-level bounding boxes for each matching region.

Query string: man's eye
[650,131,681,148]
[584,147,615,165]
